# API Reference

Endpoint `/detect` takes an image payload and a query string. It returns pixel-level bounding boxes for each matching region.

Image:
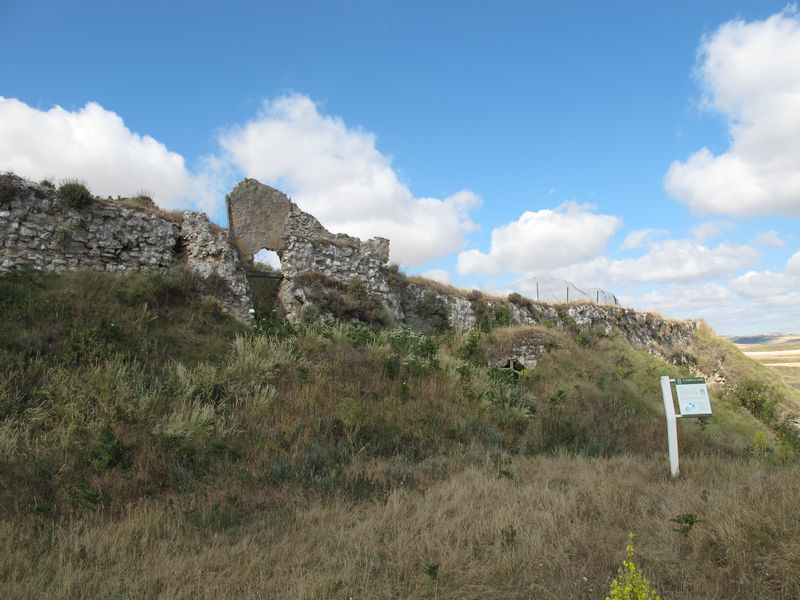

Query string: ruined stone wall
[226,178,392,323]
[179,211,253,322]
[1,172,699,352]
[0,173,253,321]
[1,174,180,273]
[394,278,698,358]
[223,178,697,351]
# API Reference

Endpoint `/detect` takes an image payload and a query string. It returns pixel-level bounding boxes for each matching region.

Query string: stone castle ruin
[0,173,252,321]
[225,178,398,324]
[0,172,698,360]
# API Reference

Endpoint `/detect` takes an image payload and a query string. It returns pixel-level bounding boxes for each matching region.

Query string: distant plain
[732,333,800,392]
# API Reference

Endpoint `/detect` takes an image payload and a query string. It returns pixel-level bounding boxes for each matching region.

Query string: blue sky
[2,0,799,335]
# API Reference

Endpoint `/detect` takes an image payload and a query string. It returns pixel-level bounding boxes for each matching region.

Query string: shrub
[127,193,156,210]
[491,304,512,328]
[724,379,779,423]
[295,272,385,324]
[57,179,92,208]
[606,533,660,600]
[385,263,408,292]
[418,290,449,332]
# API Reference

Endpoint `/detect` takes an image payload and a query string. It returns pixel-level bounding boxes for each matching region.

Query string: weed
[670,513,702,537]
[57,179,92,208]
[500,525,517,548]
[606,533,660,600]
[423,562,440,597]
[417,290,450,332]
[725,379,780,423]
[85,421,130,471]
[752,430,769,455]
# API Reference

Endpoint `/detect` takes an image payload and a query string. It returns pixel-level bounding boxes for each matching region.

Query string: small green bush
[57,179,92,208]
[419,290,449,332]
[126,193,156,210]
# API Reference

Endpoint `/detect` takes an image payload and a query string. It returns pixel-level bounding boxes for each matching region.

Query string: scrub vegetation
[1,268,799,599]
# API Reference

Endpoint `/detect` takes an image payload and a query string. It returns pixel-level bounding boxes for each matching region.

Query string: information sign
[675,378,712,417]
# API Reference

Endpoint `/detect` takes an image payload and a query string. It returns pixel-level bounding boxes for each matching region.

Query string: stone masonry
[0,172,700,359]
[0,173,253,321]
[226,178,395,323]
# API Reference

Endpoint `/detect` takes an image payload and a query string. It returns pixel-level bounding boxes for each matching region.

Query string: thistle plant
[605,533,660,600]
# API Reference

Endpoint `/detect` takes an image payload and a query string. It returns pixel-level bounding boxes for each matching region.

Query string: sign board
[675,378,712,417]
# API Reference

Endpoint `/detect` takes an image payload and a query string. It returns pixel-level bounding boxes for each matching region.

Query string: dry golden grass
[102,195,186,223]
[3,271,799,599]
[2,454,798,599]
[407,275,509,303]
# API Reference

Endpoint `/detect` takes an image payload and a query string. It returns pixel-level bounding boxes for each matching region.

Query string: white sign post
[660,376,712,478]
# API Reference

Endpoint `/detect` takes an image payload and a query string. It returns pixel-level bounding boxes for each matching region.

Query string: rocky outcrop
[0,173,253,321]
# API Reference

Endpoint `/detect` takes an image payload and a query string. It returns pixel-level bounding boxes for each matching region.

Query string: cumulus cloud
[690,221,729,242]
[608,239,759,283]
[418,269,451,285]
[786,249,800,275]
[455,202,621,276]
[620,228,667,250]
[665,8,800,217]
[0,97,211,210]
[730,269,798,298]
[217,94,480,265]
[639,282,731,314]
[752,230,786,247]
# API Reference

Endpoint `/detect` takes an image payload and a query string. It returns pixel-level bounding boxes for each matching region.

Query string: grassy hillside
[1,269,799,599]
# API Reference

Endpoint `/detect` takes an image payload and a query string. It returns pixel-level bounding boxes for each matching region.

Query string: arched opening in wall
[248,249,283,320]
[253,248,282,273]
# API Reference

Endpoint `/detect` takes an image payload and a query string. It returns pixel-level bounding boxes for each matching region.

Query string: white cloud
[787,249,800,275]
[0,97,212,210]
[665,8,800,217]
[620,228,667,250]
[691,220,729,242]
[547,256,612,286]
[730,270,798,297]
[418,269,451,285]
[455,202,621,275]
[217,94,480,266]
[608,239,759,283]
[752,229,786,247]
[638,282,731,314]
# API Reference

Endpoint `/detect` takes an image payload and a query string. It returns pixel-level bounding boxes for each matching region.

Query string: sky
[2,0,799,336]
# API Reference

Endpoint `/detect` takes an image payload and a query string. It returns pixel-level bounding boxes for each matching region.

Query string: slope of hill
[1,269,799,599]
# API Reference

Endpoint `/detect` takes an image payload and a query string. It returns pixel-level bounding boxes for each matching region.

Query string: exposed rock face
[226,178,392,323]
[0,173,253,321]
